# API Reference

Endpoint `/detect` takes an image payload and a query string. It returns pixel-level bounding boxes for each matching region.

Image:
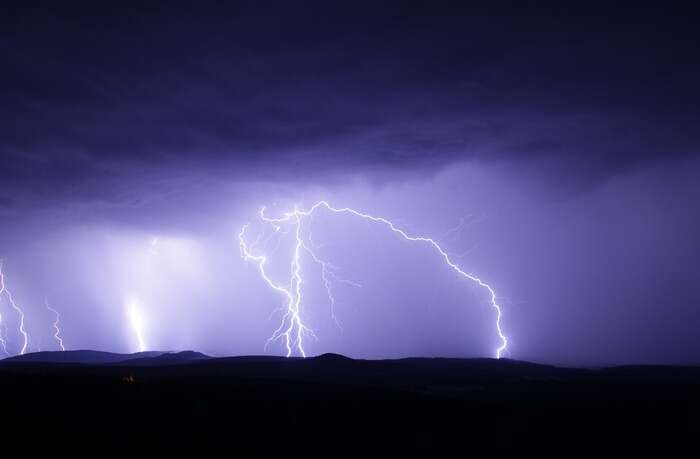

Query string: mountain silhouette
[1,350,167,364]
[116,350,211,366]
[0,350,697,451]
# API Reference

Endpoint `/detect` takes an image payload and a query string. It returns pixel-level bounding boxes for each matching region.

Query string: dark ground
[1,351,698,453]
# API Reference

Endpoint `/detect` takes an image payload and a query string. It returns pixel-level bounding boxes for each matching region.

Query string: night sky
[1,1,699,364]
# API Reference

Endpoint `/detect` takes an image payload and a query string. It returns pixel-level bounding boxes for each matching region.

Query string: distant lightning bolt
[127,300,147,352]
[0,314,8,356]
[45,299,66,351]
[239,201,508,359]
[0,261,29,355]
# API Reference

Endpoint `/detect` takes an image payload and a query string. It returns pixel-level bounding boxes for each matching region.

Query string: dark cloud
[1,1,699,209]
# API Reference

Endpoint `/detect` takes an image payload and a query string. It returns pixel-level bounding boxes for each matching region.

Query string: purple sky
[1,2,699,364]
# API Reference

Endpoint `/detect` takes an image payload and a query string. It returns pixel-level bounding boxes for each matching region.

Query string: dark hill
[0,351,697,451]
[114,350,211,366]
[1,349,166,364]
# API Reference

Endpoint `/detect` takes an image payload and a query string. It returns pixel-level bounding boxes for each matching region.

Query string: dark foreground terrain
[1,351,698,453]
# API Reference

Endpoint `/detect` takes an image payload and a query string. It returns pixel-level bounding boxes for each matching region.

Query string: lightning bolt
[300,237,361,332]
[239,201,508,359]
[239,213,317,357]
[0,312,8,356]
[0,261,29,355]
[127,299,147,352]
[45,299,66,351]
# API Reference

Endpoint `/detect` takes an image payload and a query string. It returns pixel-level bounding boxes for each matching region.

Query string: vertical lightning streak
[45,299,66,351]
[0,262,29,355]
[127,300,146,352]
[291,213,306,356]
[0,313,7,355]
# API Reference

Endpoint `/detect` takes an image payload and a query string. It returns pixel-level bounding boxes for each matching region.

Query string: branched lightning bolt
[239,201,508,359]
[45,299,66,351]
[239,213,318,357]
[0,261,29,355]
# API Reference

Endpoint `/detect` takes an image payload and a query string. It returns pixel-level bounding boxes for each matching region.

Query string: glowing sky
[1,2,699,364]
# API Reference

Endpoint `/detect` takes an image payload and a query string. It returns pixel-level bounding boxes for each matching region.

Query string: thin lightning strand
[300,238,361,332]
[0,262,29,355]
[0,315,8,355]
[240,201,508,359]
[45,299,66,351]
